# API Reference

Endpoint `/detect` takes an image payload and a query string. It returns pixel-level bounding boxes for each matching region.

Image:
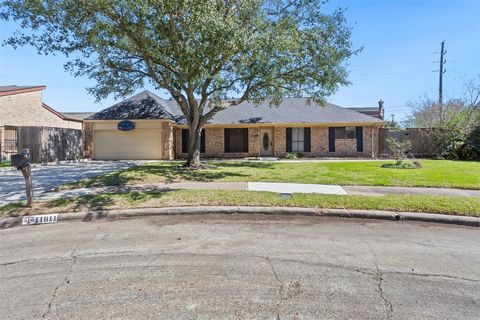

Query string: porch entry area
[260,128,273,156]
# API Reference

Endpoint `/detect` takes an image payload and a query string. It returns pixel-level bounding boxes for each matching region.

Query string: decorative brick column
[83,122,94,159]
[161,122,174,160]
[0,126,4,161]
[274,127,286,157]
[248,127,260,157]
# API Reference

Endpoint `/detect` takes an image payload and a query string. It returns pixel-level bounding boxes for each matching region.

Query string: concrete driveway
[0,215,478,319]
[0,161,144,204]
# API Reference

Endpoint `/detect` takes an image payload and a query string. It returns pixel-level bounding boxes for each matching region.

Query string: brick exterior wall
[311,127,329,156]
[0,91,82,129]
[334,139,358,156]
[174,125,380,159]
[176,126,261,159]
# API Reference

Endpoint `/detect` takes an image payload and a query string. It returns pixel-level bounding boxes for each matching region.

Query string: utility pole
[438,41,446,121]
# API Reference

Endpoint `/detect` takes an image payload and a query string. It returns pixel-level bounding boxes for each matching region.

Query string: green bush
[457,127,480,160]
[381,161,422,169]
[285,152,298,160]
[435,127,480,161]
[0,160,11,167]
[385,137,412,163]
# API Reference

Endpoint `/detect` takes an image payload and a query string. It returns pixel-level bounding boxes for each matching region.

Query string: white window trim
[346,126,356,139]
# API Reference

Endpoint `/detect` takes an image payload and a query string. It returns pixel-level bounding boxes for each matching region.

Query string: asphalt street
[0,215,479,319]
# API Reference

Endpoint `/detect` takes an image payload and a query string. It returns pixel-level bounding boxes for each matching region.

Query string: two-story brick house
[0,86,83,160]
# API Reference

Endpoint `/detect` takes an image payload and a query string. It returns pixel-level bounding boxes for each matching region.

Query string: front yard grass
[0,162,10,168]
[2,190,480,218]
[61,160,480,190]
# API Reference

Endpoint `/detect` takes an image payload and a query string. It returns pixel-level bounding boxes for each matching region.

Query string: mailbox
[11,154,29,170]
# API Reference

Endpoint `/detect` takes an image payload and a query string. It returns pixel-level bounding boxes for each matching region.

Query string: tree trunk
[184,121,203,168]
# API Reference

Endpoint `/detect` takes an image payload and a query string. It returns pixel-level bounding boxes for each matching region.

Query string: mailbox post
[11,149,33,207]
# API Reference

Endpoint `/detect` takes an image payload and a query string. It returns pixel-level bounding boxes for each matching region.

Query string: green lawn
[2,190,480,217]
[62,160,480,190]
[0,162,10,168]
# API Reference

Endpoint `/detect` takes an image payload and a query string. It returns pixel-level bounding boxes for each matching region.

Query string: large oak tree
[1,0,357,166]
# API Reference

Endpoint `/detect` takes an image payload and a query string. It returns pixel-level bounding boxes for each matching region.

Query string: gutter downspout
[371,126,375,158]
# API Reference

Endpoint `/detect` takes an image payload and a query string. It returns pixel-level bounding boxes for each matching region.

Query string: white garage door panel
[94,129,162,160]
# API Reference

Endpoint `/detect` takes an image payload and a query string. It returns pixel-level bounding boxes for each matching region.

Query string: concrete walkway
[248,182,347,194]
[343,185,480,197]
[13,181,480,203]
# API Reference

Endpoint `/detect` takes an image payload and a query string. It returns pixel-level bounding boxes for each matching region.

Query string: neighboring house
[0,86,82,129]
[348,100,385,120]
[85,90,384,160]
[0,85,83,160]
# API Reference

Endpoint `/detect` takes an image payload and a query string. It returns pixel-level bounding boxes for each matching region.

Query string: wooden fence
[379,128,438,158]
[16,126,84,163]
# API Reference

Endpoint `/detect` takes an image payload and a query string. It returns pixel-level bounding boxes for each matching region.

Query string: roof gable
[88,91,176,120]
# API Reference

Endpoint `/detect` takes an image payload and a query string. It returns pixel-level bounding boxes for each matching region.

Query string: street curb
[1,206,479,229]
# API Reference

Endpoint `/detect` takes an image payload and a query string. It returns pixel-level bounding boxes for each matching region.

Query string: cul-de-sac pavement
[1,215,478,320]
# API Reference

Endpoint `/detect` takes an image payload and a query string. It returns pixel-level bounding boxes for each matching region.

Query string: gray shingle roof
[87,91,177,120]
[0,85,42,92]
[204,98,384,124]
[62,112,96,120]
[0,85,46,96]
[88,90,384,125]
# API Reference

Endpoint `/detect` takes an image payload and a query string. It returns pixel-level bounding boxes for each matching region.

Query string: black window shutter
[242,128,249,153]
[356,127,363,152]
[304,127,311,152]
[181,129,188,153]
[200,129,206,153]
[286,128,292,152]
[224,129,230,152]
[328,127,335,152]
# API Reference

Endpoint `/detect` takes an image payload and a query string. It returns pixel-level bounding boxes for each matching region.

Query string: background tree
[1,0,357,167]
[403,75,480,159]
[385,114,402,131]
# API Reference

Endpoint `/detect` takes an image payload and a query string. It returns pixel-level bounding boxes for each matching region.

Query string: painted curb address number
[22,214,58,225]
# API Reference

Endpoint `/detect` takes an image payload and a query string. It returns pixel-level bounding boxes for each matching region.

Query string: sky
[0,0,479,122]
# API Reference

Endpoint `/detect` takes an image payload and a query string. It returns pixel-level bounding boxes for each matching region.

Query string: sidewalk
[8,181,479,204]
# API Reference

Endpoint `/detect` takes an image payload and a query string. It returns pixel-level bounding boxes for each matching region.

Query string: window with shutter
[291,128,304,152]
[181,129,205,153]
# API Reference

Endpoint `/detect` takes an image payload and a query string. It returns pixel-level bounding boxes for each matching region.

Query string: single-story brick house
[85,90,384,160]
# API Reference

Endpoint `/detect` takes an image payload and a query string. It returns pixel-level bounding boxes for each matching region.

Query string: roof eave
[0,86,46,97]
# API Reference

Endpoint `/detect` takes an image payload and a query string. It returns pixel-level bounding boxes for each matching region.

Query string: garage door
[94,129,162,160]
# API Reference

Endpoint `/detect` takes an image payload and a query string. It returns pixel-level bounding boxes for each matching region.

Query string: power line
[350,70,435,77]
[349,61,438,68]
[354,52,437,59]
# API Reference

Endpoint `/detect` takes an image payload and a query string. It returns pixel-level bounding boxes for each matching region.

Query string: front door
[260,128,273,156]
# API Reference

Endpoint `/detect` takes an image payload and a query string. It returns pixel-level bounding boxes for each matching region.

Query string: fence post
[21,165,34,207]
